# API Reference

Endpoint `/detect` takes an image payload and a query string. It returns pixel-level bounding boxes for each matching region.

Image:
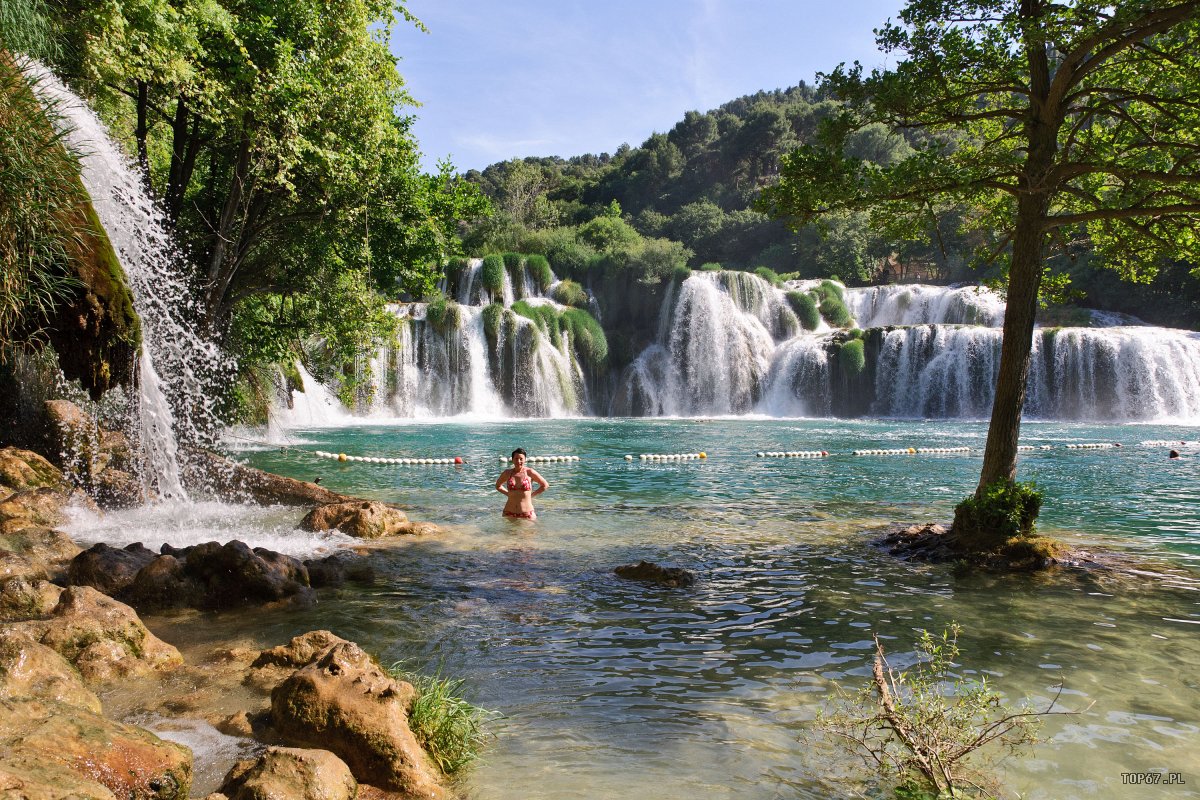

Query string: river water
[69,418,1200,799]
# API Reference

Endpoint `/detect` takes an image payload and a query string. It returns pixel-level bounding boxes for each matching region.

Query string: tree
[759,0,1200,515]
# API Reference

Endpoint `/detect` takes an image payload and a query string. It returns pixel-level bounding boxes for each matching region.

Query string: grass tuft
[388,662,491,775]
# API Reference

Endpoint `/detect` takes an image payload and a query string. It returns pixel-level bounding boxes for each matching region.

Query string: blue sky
[391,1,905,173]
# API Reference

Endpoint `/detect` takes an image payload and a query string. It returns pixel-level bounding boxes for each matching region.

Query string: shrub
[754,266,782,286]
[425,298,460,334]
[388,663,490,776]
[786,291,820,330]
[551,279,587,308]
[481,302,503,348]
[481,255,505,296]
[671,264,693,284]
[698,262,723,272]
[838,338,865,374]
[952,479,1043,551]
[816,625,1055,798]
[512,300,561,347]
[502,252,526,299]
[817,279,844,303]
[526,253,553,291]
[501,252,521,270]
[560,307,608,369]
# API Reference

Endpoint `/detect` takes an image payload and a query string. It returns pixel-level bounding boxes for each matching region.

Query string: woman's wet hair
[512,447,527,459]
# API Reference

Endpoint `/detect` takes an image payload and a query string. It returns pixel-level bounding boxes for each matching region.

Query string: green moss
[481,255,505,296]
[753,266,782,286]
[560,307,608,369]
[512,300,562,348]
[819,295,853,328]
[425,298,461,334]
[698,262,722,272]
[817,279,844,303]
[786,291,820,330]
[550,279,587,307]
[838,338,866,374]
[526,254,553,291]
[481,302,503,350]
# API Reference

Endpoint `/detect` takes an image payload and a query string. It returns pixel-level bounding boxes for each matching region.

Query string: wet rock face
[0,524,82,585]
[614,560,696,588]
[0,696,191,799]
[184,450,348,506]
[0,629,101,713]
[0,447,65,493]
[300,500,412,538]
[68,540,313,612]
[219,747,357,800]
[270,642,446,797]
[0,578,63,621]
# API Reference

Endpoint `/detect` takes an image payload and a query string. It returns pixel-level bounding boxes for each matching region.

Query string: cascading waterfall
[844,283,1006,328]
[24,61,225,497]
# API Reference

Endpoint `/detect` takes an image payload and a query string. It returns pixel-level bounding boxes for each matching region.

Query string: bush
[425,297,460,334]
[952,479,1043,551]
[481,302,503,348]
[838,338,865,374]
[786,291,820,330]
[512,300,561,347]
[501,252,521,270]
[387,663,490,776]
[754,265,782,286]
[526,253,553,291]
[698,262,723,272]
[560,307,608,369]
[551,279,587,307]
[671,264,693,284]
[481,255,505,296]
[819,295,853,328]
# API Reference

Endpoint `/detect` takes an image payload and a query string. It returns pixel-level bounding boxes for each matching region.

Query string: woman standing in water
[496,448,548,519]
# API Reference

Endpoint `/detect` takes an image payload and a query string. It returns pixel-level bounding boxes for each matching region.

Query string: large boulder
[124,554,204,611]
[68,542,158,595]
[180,541,311,610]
[300,501,411,539]
[0,697,190,799]
[0,487,72,532]
[92,467,147,509]
[0,525,81,585]
[270,642,446,797]
[0,629,101,713]
[0,447,65,493]
[219,747,356,800]
[13,585,182,684]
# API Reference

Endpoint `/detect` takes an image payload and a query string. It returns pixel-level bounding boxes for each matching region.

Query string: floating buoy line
[314,450,464,465]
[755,451,827,458]
[1065,443,1121,449]
[1142,440,1199,447]
[497,455,581,463]
[629,452,707,461]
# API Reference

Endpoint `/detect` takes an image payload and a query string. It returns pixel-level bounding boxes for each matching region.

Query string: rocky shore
[0,408,457,799]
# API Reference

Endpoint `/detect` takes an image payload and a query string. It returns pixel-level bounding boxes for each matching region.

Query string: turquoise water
[146,419,1199,798]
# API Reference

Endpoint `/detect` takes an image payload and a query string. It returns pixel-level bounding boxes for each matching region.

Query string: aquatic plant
[819,295,853,328]
[388,663,490,776]
[754,266,782,286]
[502,252,525,299]
[816,625,1062,798]
[551,279,587,308]
[481,255,505,297]
[838,338,865,375]
[561,307,608,369]
[481,302,503,349]
[786,291,820,330]
[526,253,553,291]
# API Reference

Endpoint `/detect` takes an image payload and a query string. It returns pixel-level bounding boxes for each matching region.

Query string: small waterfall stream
[24,61,225,496]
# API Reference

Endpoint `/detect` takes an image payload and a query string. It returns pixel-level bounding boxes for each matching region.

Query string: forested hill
[461,84,1200,329]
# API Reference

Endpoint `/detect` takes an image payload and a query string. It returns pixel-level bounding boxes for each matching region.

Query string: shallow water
[71,419,1200,798]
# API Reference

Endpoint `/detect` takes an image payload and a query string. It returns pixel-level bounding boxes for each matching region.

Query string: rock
[0,696,191,799]
[614,560,696,588]
[68,542,158,595]
[304,552,376,588]
[99,430,134,472]
[252,630,349,670]
[183,450,349,507]
[0,525,81,585]
[0,447,65,492]
[214,711,255,738]
[0,487,72,531]
[43,399,100,471]
[0,578,63,620]
[0,629,101,713]
[219,747,357,800]
[16,585,182,683]
[125,554,204,611]
[182,541,311,610]
[300,500,410,538]
[270,642,446,797]
[92,467,147,509]
[878,523,957,562]
[0,758,119,799]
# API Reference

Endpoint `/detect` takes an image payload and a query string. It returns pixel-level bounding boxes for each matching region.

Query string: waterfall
[843,284,1006,328]
[24,61,225,498]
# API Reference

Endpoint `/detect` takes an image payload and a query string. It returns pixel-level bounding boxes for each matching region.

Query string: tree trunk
[134,80,150,190]
[203,124,253,324]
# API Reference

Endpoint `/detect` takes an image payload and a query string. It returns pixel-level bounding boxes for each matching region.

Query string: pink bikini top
[507,471,532,492]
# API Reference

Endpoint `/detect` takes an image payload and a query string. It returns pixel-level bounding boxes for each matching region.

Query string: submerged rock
[300,500,413,538]
[614,560,696,588]
[270,641,446,797]
[219,747,357,800]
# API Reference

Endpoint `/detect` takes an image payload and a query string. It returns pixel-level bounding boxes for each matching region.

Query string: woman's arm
[529,469,549,496]
[495,470,511,494]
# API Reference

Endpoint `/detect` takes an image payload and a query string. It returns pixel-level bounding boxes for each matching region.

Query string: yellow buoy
[908,447,916,454]
[699,452,707,458]
[338,453,347,462]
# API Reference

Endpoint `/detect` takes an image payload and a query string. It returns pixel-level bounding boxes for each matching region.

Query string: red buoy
[454,456,463,464]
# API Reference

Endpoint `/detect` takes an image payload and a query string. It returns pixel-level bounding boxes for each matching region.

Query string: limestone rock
[270,642,445,797]
[300,501,410,538]
[0,578,63,621]
[43,399,100,470]
[219,747,357,800]
[0,758,119,799]
[124,554,204,611]
[614,560,696,588]
[181,541,311,610]
[0,629,101,713]
[17,585,182,683]
[92,467,147,509]
[68,542,158,595]
[252,630,349,670]
[0,696,191,799]
[0,487,72,530]
[304,552,376,588]
[0,525,81,585]
[0,447,65,492]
